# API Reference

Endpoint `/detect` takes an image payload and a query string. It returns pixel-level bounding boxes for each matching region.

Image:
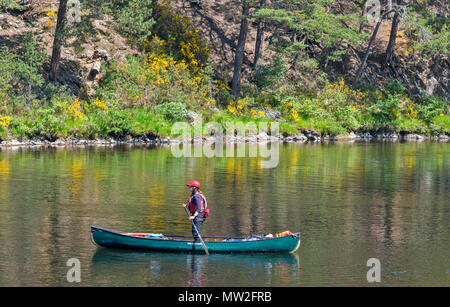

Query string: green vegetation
[0,1,448,141]
[0,0,25,11]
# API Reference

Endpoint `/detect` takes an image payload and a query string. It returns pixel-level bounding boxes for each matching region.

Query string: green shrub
[128,108,172,137]
[313,120,347,136]
[154,102,188,122]
[1,0,25,11]
[416,96,449,123]
[253,57,289,89]
[384,79,406,96]
[398,118,428,134]
[9,117,32,138]
[368,94,401,124]
[279,121,298,136]
[93,107,133,138]
[430,115,450,134]
[97,56,154,107]
[118,0,155,46]
[0,39,46,106]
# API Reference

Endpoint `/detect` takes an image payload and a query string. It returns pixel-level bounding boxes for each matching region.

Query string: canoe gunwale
[91,226,300,243]
[91,226,301,253]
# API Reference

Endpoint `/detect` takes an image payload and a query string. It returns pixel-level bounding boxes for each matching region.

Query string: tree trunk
[383,0,402,68]
[253,0,266,69]
[49,0,68,82]
[353,9,395,88]
[353,19,383,88]
[231,1,250,97]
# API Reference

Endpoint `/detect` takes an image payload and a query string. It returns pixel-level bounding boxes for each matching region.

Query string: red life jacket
[188,192,210,217]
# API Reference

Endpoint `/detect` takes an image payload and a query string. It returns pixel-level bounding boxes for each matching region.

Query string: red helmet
[186,180,200,189]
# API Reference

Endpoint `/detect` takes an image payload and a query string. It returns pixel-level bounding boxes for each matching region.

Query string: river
[0,141,448,286]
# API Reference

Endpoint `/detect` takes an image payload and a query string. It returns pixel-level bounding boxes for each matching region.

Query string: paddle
[184,206,209,255]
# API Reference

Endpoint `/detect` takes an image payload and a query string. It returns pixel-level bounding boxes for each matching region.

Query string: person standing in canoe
[182,180,209,243]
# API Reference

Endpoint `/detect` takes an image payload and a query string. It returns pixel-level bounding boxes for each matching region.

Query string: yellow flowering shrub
[149,2,210,73]
[0,114,10,127]
[322,79,369,106]
[227,97,250,116]
[55,98,86,121]
[147,50,175,85]
[44,7,57,29]
[93,97,107,110]
[250,109,266,118]
[279,101,300,121]
[404,100,418,119]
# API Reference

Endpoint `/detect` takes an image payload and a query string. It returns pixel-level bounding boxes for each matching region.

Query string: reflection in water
[91,249,300,287]
[0,142,448,286]
[186,254,207,287]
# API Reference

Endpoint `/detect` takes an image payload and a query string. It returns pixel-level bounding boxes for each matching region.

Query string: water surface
[0,141,448,286]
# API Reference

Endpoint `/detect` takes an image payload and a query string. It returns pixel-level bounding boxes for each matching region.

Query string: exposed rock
[358,132,373,138]
[284,136,294,142]
[303,129,320,140]
[293,134,307,142]
[53,139,66,146]
[403,133,426,140]
[93,49,110,61]
[89,61,102,79]
[2,140,23,146]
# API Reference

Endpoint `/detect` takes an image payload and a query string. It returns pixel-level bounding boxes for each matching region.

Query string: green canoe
[91,226,301,254]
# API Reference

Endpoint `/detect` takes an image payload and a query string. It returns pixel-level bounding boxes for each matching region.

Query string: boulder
[303,129,320,140]
[293,134,307,142]
[89,61,102,78]
[93,49,110,61]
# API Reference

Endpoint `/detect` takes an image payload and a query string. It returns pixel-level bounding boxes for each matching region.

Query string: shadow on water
[91,248,300,287]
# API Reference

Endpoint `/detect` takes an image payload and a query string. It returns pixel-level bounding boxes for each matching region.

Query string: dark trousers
[192,215,205,242]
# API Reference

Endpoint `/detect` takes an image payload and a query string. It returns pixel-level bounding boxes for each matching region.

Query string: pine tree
[231,0,251,97]
[49,0,68,82]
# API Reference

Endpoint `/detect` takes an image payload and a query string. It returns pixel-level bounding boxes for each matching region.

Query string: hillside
[169,0,449,100]
[0,0,448,143]
[1,1,139,95]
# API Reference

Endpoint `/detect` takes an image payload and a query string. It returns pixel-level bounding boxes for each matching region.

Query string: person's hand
[182,203,186,208]
[189,216,195,220]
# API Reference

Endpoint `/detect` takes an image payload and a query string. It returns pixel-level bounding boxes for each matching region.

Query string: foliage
[406,5,450,59]
[116,0,155,46]
[149,1,210,72]
[253,0,366,64]
[430,115,450,134]
[0,0,449,141]
[252,57,289,88]
[155,101,188,122]
[0,0,25,11]
[416,95,449,123]
[0,44,45,106]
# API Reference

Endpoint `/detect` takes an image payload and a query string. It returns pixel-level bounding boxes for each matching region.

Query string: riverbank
[1,131,448,148]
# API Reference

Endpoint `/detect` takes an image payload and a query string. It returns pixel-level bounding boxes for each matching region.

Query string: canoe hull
[91,226,301,254]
